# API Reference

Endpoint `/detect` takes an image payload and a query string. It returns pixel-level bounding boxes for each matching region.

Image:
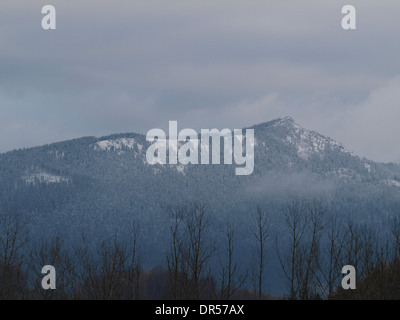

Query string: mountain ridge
[2,116,400,196]
[1,117,400,255]
[0,116,393,167]
[2,117,400,294]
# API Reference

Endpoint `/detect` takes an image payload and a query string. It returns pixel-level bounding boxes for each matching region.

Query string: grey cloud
[1,0,400,162]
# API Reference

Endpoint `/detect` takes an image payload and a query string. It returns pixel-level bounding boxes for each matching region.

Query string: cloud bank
[1,0,400,162]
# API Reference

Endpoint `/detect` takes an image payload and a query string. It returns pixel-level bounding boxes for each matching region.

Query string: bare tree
[182,204,216,299]
[320,214,346,298]
[219,222,247,299]
[391,216,400,259]
[75,235,126,299]
[127,222,142,300]
[165,204,216,299]
[74,222,142,300]
[343,219,364,277]
[252,207,270,299]
[276,198,308,300]
[298,200,324,300]
[359,225,378,279]
[0,210,29,299]
[166,206,185,299]
[29,235,76,300]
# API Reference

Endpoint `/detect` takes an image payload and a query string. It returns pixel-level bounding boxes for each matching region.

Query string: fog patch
[246,171,337,199]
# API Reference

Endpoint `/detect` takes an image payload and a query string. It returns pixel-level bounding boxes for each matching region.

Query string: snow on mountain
[23,172,70,185]
[271,116,352,160]
[175,164,185,175]
[48,150,65,159]
[94,138,143,152]
[3,116,400,291]
[386,179,400,187]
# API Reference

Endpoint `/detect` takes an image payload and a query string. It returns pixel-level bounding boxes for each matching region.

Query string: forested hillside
[1,117,400,295]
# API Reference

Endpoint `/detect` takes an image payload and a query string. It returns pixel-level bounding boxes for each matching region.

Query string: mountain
[1,116,400,290]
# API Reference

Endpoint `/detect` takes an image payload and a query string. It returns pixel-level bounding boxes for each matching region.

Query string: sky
[1,0,400,162]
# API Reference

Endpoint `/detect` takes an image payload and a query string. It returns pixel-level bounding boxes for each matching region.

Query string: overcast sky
[1,0,400,162]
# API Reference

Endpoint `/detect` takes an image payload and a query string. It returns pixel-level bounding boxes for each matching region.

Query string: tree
[276,198,325,299]
[320,214,346,298]
[276,198,308,300]
[299,200,324,300]
[219,222,247,299]
[0,210,29,299]
[29,235,75,300]
[166,206,185,299]
[252,207,270,299]
[166,204,216,299]
[182,204,216,299]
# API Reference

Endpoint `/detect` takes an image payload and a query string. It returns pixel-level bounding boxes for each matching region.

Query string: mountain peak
[249,116,296,131]
[249,116,354,162]
[271,116,299,129]
[279,116,295,124]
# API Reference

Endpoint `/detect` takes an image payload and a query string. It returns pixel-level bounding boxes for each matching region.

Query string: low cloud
[1,0,400,163]
[246,171,336,199]
[334,76,400,163]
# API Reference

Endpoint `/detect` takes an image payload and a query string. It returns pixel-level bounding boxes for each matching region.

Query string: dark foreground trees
[1,199,400,299]
[166,204,216,299]
[0,210,29,299]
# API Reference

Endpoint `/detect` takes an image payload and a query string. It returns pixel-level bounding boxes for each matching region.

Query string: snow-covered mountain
[1,117,400,269]
[264,116,352,160]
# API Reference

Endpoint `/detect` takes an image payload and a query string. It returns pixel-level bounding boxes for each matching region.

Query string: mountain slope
[1,117,400,265]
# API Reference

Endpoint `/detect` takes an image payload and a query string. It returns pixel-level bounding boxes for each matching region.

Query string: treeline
[1,199,400,300]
